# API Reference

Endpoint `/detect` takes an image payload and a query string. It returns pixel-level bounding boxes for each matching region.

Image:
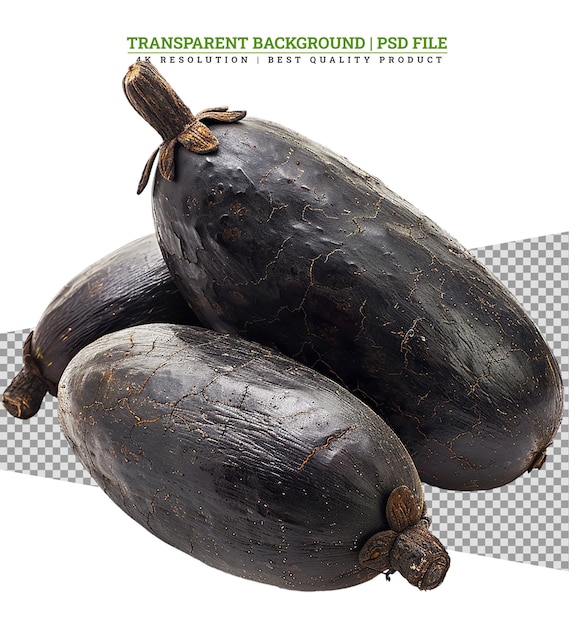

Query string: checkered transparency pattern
[1,231,567,568]
[0,329,95,485]
[424,231,568,571]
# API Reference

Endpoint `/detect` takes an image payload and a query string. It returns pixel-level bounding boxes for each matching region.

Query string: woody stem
[389,520,450,590]
[123,61,196,141]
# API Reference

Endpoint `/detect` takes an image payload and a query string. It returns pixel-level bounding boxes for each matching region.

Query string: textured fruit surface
[152,118,563,490]
[2,234,197,419]
[57,323,448,591]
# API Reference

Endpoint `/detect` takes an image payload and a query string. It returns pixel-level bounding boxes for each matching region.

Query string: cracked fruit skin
[2,234,198,420]
[151,118,563,491]
[57,323,449,592]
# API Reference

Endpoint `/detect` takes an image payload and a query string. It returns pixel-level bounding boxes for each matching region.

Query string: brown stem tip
[359,485,450,590]
[2,368,49,419]
[2,333,51,420]
[123,61,246,193]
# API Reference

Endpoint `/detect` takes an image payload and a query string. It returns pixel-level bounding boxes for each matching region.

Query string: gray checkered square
[1,231,567,569]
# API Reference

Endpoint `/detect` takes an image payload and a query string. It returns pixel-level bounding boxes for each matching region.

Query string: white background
[1,1,567,623]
